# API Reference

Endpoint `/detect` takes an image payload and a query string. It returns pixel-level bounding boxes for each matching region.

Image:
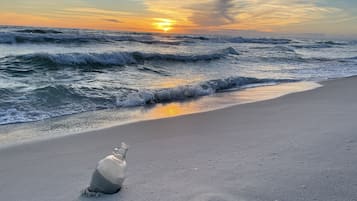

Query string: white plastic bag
[82,142,129,196]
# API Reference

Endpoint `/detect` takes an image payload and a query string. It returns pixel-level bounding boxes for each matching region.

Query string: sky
[0,0,356,36]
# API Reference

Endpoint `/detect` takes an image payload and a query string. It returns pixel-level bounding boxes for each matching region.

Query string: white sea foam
[11,47,239,66]
[116,77,284,107]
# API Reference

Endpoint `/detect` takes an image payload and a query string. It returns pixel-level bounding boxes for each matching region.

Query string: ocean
[0,26,356,144]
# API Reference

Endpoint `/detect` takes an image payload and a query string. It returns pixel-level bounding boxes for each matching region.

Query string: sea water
[0,26,356,144]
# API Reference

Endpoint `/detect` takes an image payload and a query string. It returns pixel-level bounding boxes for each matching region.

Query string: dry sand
[0,77,357,201]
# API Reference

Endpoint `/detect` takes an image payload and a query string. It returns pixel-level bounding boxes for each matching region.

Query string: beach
[0,76,357,201]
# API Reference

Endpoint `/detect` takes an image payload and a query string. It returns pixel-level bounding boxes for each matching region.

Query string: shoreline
[1,76,357,201]
[0,81,320,148]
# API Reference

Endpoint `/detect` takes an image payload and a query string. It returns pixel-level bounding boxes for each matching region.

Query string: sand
[0,77,357,201]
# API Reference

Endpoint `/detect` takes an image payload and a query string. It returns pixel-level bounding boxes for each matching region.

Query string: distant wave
[173,35,210,40]
[0,76,293,125]
[1,27,354,48]
[250,55,357,64]
[348,40,357,45]
[15,29,63,34]
[291,43,335,49]
[176,36,292,44]
[346,56,357,60]
[0,29,298,46]
[0,32,181,45]
[337,56,357,63]
[315,41,348,46]
[251,45,296,53]
[254,56,337,63]
[2,47,239,66]
[224,37,292,44]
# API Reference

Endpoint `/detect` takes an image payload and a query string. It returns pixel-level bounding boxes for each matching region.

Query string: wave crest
[0,32,180,45]
[5,47,239,66]
[116,77,292,107]
[0,76,293,125]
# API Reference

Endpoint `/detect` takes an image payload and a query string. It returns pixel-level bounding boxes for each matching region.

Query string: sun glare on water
[153,18,174,33]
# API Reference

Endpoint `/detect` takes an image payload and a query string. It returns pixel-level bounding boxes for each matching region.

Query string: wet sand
[0,77,357,201]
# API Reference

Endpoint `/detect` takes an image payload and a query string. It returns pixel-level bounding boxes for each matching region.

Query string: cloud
[102,18,122,23]
[188,0,243,26]
[81,0,147,13]
[1,0,350,34]
[62,7,133,16]
[144,0,339,31]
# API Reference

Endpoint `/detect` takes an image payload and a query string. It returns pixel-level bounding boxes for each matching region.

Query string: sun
[153,18,174,33]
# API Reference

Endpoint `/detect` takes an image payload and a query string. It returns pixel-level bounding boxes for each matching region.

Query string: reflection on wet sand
[145,103,193,118]
[144,81,321,120]
[0,82,320,147]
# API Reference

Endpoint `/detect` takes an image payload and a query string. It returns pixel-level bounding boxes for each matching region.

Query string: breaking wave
[2,47,239,66]
[0,76,293,125]
[116,76,293,107]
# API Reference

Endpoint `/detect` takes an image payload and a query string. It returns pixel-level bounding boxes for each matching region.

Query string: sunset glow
[153,18,174,33]
[0,0,356,35]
